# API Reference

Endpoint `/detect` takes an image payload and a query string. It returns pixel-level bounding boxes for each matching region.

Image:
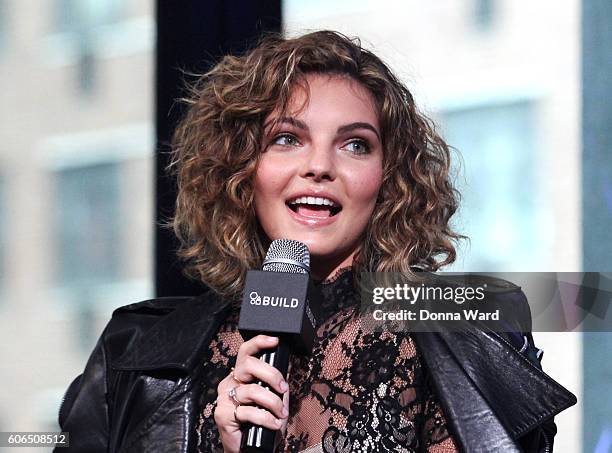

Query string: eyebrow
[267,116,308,130]
[268,117,381,141]
[337,122,381,141]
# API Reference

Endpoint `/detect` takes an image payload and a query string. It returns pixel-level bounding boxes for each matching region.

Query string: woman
[56,31,576,452]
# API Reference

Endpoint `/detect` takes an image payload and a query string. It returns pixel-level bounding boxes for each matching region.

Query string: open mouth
[286,196,342,219]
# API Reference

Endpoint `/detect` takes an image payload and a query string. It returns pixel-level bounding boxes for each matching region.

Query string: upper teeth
[289,196,337,207]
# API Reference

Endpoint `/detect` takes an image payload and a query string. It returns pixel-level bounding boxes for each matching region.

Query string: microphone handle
[240,340,291,453]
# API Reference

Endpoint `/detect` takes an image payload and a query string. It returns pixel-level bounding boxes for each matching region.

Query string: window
[441,100,546,271]
[55,0,123,34]
[54,162,121,287]
[42,0,153,73]
[53,0,124,93]
[46,131,154,350]
[474,0,495,31]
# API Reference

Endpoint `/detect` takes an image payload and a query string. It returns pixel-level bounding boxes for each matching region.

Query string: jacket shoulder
[104,296,198,343]
[102,291,231,370]
[425,272,533,338]
[56,291,231,451]
[112,296,195,316]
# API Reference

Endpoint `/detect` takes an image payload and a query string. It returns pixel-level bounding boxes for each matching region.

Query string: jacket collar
[111,292,233,373]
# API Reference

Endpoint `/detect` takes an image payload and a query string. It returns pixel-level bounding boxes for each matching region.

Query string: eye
[342,139,371,155]
[272,133,300,147]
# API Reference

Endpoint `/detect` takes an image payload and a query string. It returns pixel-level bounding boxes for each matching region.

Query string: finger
[234,356,289,394]
[214,399,241,433]
[282,389,290,415]
[234,405,283,431]
[279,389,290,436]
[232,384,287,419]
[236,335,278,361]
[235,335,281,389]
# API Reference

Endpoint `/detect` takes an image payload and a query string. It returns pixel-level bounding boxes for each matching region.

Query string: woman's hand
[214,335,290,453]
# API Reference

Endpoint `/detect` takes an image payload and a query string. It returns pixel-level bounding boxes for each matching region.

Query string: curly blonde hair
[170,30,463,297]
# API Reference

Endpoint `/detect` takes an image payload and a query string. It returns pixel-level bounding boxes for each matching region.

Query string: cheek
[254,160,279,203]
[347,166,384,209]
[254,158,290,220]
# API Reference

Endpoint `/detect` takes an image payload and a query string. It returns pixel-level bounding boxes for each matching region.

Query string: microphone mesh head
[262,239,310,274]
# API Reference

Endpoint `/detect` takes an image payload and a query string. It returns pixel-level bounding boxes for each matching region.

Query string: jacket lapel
[414,327,577,452]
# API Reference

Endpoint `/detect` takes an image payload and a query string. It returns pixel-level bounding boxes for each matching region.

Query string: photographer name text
[372,308,500,321]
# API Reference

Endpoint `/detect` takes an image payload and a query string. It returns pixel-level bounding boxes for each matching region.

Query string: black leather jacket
[55,283,576,453]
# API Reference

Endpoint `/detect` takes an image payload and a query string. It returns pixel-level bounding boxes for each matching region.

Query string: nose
[300,142,336,182]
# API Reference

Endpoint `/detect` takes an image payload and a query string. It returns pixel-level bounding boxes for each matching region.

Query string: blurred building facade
[0,0,154,440]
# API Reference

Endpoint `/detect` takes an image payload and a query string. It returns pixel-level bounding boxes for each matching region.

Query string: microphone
[238,239,320,453]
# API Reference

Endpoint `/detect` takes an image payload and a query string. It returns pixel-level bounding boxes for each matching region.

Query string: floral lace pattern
[196,271,459,453]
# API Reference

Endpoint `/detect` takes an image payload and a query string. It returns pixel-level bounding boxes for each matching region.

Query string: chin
[285,236,339,257]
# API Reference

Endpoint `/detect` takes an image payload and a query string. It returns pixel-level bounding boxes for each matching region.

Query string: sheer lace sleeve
[196,309,242,453]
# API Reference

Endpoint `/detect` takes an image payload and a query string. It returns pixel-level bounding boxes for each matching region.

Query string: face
[254,74,384,278]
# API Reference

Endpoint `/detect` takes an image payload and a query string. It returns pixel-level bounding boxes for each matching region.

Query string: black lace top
[196,270,459,452]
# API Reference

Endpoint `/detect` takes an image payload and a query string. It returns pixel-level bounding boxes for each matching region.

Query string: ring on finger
[230,367,245,385]
[228,386,243,406]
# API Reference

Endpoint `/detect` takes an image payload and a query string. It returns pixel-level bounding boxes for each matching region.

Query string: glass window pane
[54,162,121,285]
[442,101,543,271]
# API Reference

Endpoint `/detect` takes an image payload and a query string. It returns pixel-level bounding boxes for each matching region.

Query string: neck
[311,251,356,282]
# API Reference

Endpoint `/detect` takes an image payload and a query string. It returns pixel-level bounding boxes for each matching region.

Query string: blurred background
[0,0,610,451]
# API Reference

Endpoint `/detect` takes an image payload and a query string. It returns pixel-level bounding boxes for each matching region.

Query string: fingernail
[267,336,277,343]
[282,406,289,417]
[280,381,289,392]
[275,418,282,426]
